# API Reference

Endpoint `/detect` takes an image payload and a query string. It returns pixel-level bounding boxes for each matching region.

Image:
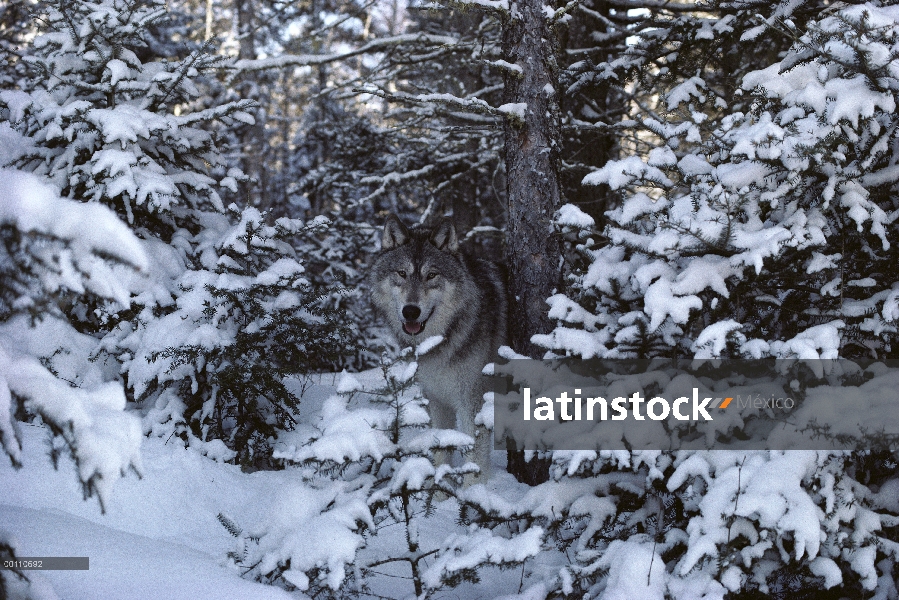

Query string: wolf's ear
[382,214,410,250]
[430,219,459,252]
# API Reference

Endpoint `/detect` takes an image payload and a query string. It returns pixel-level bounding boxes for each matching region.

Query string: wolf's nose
[402,305,421,321]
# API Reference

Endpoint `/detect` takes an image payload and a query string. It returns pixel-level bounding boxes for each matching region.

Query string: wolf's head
[370,215,467,340]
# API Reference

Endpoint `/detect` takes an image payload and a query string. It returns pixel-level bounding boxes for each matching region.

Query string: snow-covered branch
[425,0,511,17]
[232,33,459,74]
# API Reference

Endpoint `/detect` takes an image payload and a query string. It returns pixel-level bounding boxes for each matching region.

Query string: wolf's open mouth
[403,319,426,335]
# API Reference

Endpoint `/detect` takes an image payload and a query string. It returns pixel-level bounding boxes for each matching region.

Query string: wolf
[369,215,508,483]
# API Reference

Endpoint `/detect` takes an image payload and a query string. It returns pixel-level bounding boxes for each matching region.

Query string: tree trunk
[503,0,563,356]
[235,0,268,210]
[502,0,563,484]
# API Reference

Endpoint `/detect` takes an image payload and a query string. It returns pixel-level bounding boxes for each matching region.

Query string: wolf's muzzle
[402,304,427,335]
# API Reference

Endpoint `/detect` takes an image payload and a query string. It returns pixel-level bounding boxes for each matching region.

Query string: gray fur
[369,216,507,483]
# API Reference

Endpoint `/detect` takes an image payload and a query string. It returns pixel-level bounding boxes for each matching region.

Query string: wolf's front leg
[459,406,491,486]
[428,399,455,470]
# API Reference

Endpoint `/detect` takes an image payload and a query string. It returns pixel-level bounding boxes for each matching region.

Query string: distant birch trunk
[234,0,269,210]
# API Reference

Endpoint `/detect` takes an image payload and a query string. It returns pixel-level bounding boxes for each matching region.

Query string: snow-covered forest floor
[2,372,535,600]
[3,421,297,600]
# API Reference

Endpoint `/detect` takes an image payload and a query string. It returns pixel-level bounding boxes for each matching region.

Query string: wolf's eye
[427,272,438,280]
[397,270,407,279]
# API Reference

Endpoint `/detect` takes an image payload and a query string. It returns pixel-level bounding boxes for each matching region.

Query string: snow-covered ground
[1,372,531,600]
[3,422,299,599]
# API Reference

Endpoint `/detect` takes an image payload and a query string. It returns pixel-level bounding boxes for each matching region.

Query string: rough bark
[502,0,563,484]
[503,0,563,358]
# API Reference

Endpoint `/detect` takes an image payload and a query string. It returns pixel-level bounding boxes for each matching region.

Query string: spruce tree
[540,0,899,361]
[221,349,542,597]
[0,169,147,598]
[0,0,255,240]
[2,0,358,470]
[523,3,899,597]
[119,209,359,468]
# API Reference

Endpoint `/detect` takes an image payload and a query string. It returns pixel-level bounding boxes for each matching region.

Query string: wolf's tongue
[403,321,422,335]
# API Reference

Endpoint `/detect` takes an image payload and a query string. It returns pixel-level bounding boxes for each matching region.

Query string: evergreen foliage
[118,208,359,468]
[0,535,26,600]
[512,448,899,598]
[0,0,41,92]
[221,349,541,597]
[523,4,899,598]
[541,2,899,361]
[0,0,255,237]
[0,170,147,598]
[0,0,359,470]
[0,168,145,485]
